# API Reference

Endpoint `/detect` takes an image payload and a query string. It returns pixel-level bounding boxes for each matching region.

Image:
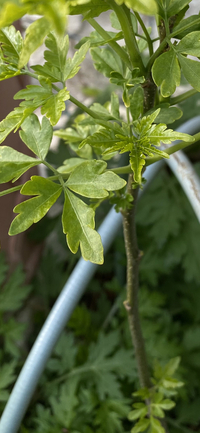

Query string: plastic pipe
[164,116,200,222]
[0,117,200,433]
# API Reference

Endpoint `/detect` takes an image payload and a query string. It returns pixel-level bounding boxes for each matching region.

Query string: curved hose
[0,117,200,433]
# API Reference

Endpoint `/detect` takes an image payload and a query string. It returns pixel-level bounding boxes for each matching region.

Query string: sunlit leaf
[152,49,181,97]
[20,114,53,159]
[0,146,40,183]
[9,176,62,235]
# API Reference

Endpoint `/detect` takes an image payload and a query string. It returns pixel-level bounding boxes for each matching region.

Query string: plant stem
[146,38,167,71]
[0,185,23,197]
[107,0,146,74]
[170,89,198,105]
[87,17,131,68]
[134,11,153,57]
[121,174,151,389]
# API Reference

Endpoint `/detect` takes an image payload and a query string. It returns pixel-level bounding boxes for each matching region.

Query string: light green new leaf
[14,81,70,126]
[18,17,52,69]
[0,25,23,66]
[152,49,181,97]
[115,0,157,15]
[176,31,200,56]
[178,54,200,91]
[131,417,150,433]
[64,41,90,80]
[146,123,193,145]
[0,110,23,144]
[66,160,126,198]
[20,114,53,159]
[159,399,175,410]
[128,405,148,421]
[0,146,40,183]
[130,86,144,121]
[32,32,69,82]
[0,1,28,28]
[9,176,62,235]
[111,92,120,119]
[45,32,69,75]
[130,148,146,185]
[41,87,70,126]
[90,47,123,79]
[54,127,82,142]
[58,158,87,174]
[62,188,103,264]
[150,417,165,433]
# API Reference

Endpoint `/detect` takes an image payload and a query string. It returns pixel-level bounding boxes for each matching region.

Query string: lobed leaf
[66,160,126,198]
[62,188,103,264]
[0,146,40,183]
[91,47,123,79]
[20,114,53,159]
[0,25,23,66]
[64,41,90,80]
[18,17,52,69]
[131,417,150,433]
[9,176,62,235]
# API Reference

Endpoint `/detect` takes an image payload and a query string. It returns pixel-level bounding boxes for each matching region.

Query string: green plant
[0,0,200,432]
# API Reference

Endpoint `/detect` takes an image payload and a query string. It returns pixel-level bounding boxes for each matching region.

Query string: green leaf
[159,399,176,410]
[128,405,148,421]
[173,15,200,39]
[18,17,52,69]
[0,25,23,66]
[147,104,183,124]
[54,127,82,142]
[130,148,146,185]
[58,158,87,174]
[9,176,62,235]
[130,86,144,121]
[156,0,192,19]
[15,80,70,126]
[152,49,181,97]
[41,87,70,126]
[0,1,28,28]
[178,54,200,91]
[131,418,150,433]
[176,31,200,56]
[66,160,126,198]
[90,47,123,79]
[65,41,90,80]
[0,361,16,401]
[0,146,40,183]
[20,114,53,159]
[116,0,157,16]
[111,92,120,118]
[69,0,110,18]
[0,264,31,312]
[62,188,103,264]
[150,417,165,433]
[145,123,193,145]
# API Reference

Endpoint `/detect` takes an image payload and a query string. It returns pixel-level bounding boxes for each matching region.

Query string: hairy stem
[121,175,151,389]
